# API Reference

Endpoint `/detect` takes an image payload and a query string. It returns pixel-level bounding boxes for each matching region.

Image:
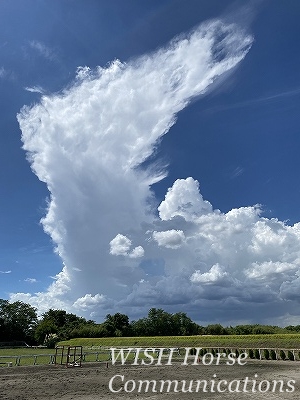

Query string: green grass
[0,346,111,366]
[0,348,55,367]
[0,348,54,356]
[58,334,300,349]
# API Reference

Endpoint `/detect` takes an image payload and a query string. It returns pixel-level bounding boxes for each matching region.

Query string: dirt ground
[0,359,299,400]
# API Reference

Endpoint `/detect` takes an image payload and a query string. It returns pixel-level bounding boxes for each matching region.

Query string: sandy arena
[0,360,299,399]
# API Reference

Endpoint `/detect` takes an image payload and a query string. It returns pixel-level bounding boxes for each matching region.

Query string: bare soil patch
[0,360,299,399]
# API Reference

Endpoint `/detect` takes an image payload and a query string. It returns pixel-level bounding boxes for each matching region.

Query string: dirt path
[0,360,299,399]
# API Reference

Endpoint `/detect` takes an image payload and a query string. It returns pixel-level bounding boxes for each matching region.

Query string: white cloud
[245,261,298,280]
[191,264,229,284]
[158,177,213,222]
[29,40,56,61]
[24,86,46,94]
[109,234,132,256]
[16,17,294,325]
[120,179,300,323]
[72,293,108,311]
[0,270,11,274]
[76,66,92,80]
[153,229,185,249]
[109,234,144,258]
[10,266,72,315]
[129,246,145,259]
[24,278,38,283]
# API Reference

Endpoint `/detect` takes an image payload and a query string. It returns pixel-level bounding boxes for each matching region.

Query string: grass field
[0,346,110,366]
[0,347,55,367]
[58,334,300,349]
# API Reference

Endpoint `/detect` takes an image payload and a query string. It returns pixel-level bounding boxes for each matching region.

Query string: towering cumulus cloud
[16,18,298,324]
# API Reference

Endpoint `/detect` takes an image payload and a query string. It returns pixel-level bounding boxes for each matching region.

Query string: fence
[1,346,300,367]
[0,350,112,367]
[0,341,29,348]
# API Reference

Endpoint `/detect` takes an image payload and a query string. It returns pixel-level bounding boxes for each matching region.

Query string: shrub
[279,350,286,360]
[199,348,204,356]
[44,334,59,349]
[287,351,294,361]
[190,348,196,355]
[254,349,260,359]
[235,349,239,357]
[248,349,254,359]
[270,350,277,360]
[263,349,270,360]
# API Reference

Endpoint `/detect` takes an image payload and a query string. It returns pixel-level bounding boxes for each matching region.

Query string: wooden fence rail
[1,347,300,366]
[0,350,111,367]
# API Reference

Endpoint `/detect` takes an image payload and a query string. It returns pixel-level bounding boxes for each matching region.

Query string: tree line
[1,299,300,348]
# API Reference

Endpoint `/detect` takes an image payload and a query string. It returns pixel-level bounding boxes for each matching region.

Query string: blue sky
[1,0,300,326]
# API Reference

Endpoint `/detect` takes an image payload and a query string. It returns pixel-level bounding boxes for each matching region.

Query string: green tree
[171,312,200,335]
[147,308,172,336]
[285,325,300,332]
[38,309,91,341]
[68,323,109,339]
[104,313,131,337]
[131,317,150,336]
[131,308,201,336]
[231,325,254,335]
[34,320,58,344]
[0,299,38,343]
[41,309,86,328]
[205,324,228,335]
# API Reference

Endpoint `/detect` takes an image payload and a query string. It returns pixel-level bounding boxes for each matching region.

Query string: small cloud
[109,234,131,256]
[0,67,6,78]
[0,270,11,274]
[129,246,145,259]
[153,229,185,249]
[29,40,56,61]
[24,86,46,94]
[0,67,15,81]
[109,234,144,258]
[191,264,229,284]
[158,178,213,221]
[245,261,297,280]
[24,278,37,283]
[72,293,107,311]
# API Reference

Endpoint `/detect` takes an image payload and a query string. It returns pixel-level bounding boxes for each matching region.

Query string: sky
[1,0,300,326]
